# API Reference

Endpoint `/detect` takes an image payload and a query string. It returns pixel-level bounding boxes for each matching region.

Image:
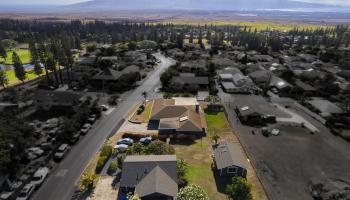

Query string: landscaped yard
[129,101,153,123]
[0,49,31,65]
[172,108,236,200]
[173,107,267,200]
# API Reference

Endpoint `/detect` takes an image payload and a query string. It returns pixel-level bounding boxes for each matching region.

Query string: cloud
[290,0,350,6]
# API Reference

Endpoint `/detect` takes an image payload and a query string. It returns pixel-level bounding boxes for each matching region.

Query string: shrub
[178,185,209,200]
[225,176,253,200]
[145,140,175,155]
[108,161,118,174]
[96,156,108,173]
[100,145,113,158]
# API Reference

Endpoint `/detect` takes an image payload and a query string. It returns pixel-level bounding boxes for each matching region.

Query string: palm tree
[80,172,97,192]
[142,91,148,104]
[211,134,220,145]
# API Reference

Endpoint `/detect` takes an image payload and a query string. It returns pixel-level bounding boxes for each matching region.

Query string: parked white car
[16,184,35,200]
[80,123,92,135]
[117,138,134,146]
[54,144,69,161]
[114,144,129,151]
[100,105,109,111]
[30,167,50,188]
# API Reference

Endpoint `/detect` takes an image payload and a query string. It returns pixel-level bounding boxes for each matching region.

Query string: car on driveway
[139,136,152,145]
[16,184,35,200]
[30,167,50,188]
[54,144,69,161]
[80,123,92,135]
[117,138,134,146]
[114,144,129,152]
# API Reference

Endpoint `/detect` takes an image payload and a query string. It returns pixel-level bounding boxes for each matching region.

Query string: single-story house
[149,98,207,136]
[213,143,248,177]
[179,60,207,73]
[120,155,178,200]
[294,79,317,96]
[307,98,344,118]
[235,105,263,125]
[33,90,81,111]
[170,73,209,92]
[92,65,140,85]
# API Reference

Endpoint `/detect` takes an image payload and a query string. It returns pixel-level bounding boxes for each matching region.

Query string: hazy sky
[0,0,87,5]
[1,0,350,6]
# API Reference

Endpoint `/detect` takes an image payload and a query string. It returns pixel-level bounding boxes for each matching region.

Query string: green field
[4,69,42,86]
[0,49,31,65]
[165,19,331,31]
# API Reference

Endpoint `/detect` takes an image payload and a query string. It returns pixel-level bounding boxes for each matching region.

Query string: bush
[145,140,175,155]
[95,145,113,173]
[225,176,253,200]
[178,185,209,200]
[108,161,118,174]
[100,145,113,157]
[137,105,145,115]
[96,156,108,173]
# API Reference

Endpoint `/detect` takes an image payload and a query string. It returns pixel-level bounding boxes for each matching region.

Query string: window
[227,167,237,174]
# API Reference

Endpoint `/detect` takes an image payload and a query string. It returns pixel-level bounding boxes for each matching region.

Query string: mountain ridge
[64,0,347,11]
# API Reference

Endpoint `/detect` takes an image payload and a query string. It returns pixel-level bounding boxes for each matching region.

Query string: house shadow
[212,167,232,194]
[169,137,196,146]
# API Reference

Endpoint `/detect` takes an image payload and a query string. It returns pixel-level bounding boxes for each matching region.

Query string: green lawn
[205,111,230,130]
[4,69,42,86]
[0,49,31,65]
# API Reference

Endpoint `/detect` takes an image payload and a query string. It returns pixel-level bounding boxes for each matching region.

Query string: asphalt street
[32,52,174,200]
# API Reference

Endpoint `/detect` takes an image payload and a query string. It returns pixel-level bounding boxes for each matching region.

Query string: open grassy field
[0,49,31,65]
[166,19,332,31]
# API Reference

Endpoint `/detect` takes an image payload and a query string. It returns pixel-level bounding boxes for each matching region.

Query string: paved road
[33,52,174,200]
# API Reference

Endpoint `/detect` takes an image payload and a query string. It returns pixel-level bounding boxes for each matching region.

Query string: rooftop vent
[180,116,189,122]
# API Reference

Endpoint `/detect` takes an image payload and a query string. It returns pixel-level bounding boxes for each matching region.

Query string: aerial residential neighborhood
[1,1,350,200]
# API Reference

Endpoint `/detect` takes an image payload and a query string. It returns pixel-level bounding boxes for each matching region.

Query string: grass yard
[0,49,31,65]
[129,101,153,123]
[173,109,235,200]
[173,107,267,200]
[4,69,43,86]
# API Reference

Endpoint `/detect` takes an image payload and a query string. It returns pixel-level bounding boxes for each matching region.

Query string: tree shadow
[212,167,231,194]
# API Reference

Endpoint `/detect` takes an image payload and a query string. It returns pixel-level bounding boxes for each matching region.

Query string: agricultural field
[166,19,331,31]
[0,49,31,65]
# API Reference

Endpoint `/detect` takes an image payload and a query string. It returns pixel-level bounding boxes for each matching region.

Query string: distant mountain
[64,0,347,12]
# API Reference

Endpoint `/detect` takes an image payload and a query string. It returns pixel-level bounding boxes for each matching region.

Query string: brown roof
[150,99,206,132]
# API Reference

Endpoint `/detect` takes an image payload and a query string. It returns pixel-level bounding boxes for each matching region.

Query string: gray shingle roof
[135,166,178,198]
[213,143,248,170]
[120,155,177,189]
[171,76,209,85]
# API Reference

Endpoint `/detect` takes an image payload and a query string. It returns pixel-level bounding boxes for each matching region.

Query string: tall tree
[12,52,26,83]
[33,62,43,76]
[0,43,6,60]
[225,176,253,200]
[0,70,9,88]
